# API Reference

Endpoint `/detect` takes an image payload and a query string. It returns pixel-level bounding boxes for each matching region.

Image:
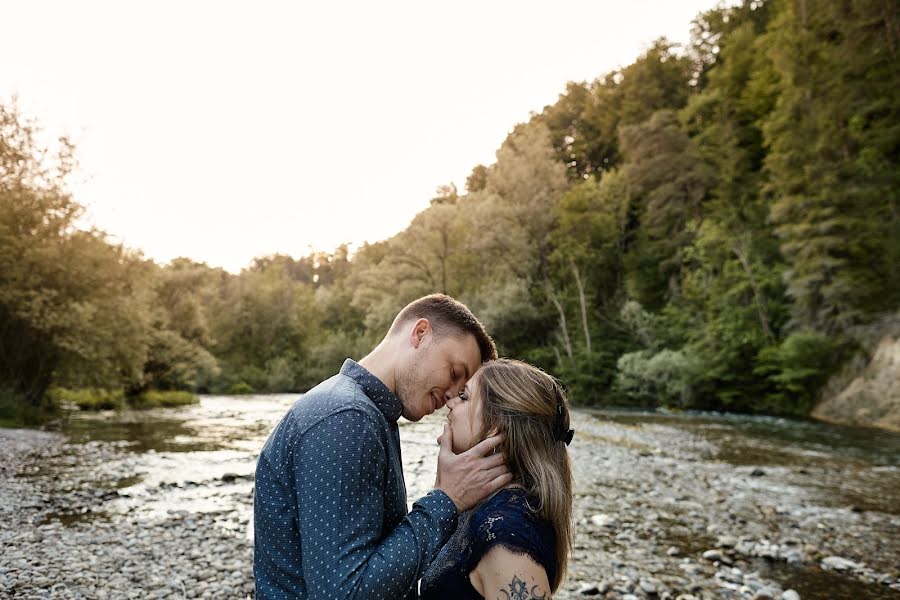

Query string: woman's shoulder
[466,487,556,572]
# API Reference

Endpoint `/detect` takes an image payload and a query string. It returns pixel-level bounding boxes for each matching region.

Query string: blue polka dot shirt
[254,359,459,599]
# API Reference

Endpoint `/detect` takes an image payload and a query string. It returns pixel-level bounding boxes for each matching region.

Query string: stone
[702,549,723,562]
[781,590,801,600]
[716,535,738,548]
[666,546,681,556]
[751,468,766,477]
[744,578,768,592]
[576,583,600,595]
[735,540,756,555]
[821,556,862,571]
[590,513,618,528]
[715,569,743,585]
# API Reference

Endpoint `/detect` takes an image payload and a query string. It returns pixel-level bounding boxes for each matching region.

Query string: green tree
[209,268,320,392]
[763,0,900,333]
[619,110,716,309]
[0,102,153,403]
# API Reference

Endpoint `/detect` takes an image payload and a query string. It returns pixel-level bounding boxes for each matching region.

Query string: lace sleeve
[464,496,552,577]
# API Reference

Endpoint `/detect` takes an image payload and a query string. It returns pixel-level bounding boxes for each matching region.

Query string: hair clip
[554,404,574,445]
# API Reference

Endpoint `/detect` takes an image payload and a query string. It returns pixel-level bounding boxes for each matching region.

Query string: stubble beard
[396,351,427,422]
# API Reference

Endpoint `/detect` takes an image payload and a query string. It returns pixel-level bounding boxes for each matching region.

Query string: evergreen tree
[764,0,900,333]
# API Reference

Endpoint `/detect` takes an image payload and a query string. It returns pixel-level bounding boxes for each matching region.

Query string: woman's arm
[470,545,552,599]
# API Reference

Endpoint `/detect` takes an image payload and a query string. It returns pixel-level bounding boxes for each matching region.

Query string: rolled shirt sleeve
[294,409,457,599]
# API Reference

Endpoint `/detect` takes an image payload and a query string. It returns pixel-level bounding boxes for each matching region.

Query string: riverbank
[1,400,899,599]
[814,333,900,433]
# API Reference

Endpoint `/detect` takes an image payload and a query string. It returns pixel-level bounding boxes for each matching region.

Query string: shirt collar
[340,359,403,422]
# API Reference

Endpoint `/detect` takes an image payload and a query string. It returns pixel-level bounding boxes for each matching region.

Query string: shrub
[228,382,255,395]
[0,387,57,426]
[129,390,198,408]
[48,387,125,410]
[755,330,844,414]
[615,349,699,408]
[265,355,298,392]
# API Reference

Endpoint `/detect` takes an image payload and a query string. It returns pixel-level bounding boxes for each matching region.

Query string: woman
[421,358,575,600]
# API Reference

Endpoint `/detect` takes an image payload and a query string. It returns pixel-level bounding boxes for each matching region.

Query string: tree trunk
[571,262,592,354]
[732,242,775,343]
[545,280,573,361]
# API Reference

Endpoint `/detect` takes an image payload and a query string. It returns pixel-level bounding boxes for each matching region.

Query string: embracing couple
[253,294,575,599]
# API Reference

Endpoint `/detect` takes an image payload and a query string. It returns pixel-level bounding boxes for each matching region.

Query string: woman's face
[444,372,484,454]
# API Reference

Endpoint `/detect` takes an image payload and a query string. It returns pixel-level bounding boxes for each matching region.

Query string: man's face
[396,325,482,422]
[444,372,484,454]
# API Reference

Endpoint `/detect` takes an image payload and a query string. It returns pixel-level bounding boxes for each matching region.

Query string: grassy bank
[0,388,199,428]
[50,388,199,410]
[128,390,198,408]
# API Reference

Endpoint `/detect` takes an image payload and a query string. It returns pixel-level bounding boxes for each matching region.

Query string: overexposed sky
[1,1,718,272]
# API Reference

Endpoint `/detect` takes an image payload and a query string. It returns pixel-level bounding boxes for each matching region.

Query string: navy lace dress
[420,487,557,600]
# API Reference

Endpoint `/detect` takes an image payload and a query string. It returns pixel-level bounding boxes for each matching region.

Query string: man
[254,294,510,599]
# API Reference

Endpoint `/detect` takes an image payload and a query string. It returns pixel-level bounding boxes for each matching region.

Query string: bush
[228,382,255,395]
[614,348,699,408]
[129,390,198,408]
[48,387,125,410]
[755,330,844,414]
[265,355,298,392]
[0,387,58,426]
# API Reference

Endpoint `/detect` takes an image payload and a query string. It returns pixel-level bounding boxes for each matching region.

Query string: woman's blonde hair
[472,358,574,592]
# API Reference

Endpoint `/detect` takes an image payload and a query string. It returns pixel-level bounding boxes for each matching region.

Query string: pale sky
[2,0,720,273]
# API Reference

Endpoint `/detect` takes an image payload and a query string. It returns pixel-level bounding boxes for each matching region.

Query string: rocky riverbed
[1,396,899,599]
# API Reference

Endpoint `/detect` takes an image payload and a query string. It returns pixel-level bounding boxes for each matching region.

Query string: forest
[1,0,898,422]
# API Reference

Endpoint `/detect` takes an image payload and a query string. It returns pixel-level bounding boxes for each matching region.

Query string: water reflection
[42,394,298,526]
[52,395,296,453]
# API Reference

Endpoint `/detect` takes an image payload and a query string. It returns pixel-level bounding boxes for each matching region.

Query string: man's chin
[400,408,426,422]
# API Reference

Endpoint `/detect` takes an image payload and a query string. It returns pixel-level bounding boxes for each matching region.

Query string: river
[1,395,898,599]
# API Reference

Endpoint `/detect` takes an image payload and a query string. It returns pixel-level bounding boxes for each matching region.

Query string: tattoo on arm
[496,575,547,600]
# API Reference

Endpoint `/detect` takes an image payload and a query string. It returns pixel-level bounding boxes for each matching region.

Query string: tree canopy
[2,0,897,417]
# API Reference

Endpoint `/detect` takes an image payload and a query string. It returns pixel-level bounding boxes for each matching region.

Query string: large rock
[821,556,863,571]
[813,333,900,432]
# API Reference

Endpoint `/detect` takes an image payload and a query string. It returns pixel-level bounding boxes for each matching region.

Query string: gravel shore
[1,406,899,599]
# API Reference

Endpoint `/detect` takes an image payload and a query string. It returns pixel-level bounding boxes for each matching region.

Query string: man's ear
[410,318,431,349]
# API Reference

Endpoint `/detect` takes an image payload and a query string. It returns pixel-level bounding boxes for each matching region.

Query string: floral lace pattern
[420,488,556,600]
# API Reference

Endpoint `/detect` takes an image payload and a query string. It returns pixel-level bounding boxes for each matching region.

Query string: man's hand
[434,424,512,512]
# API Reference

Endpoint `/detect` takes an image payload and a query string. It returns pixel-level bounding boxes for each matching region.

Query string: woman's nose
[446,396,458,409]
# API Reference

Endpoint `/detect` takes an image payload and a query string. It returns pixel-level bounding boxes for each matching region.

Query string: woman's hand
[434,424,511,512]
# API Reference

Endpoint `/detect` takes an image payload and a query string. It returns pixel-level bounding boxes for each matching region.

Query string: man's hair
[389,294,497,362]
